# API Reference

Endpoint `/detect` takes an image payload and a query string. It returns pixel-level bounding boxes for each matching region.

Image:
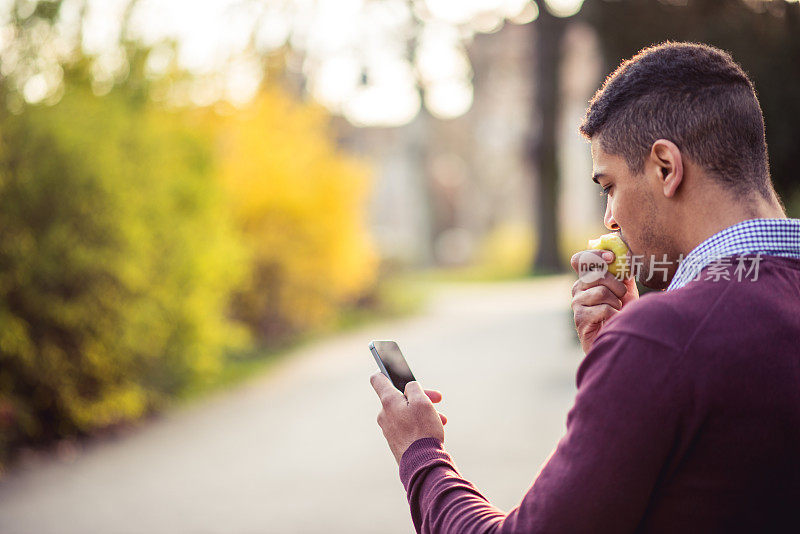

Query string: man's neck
[680,188,786,257]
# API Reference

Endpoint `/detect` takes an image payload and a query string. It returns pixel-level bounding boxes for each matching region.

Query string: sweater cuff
[399,437,452,491]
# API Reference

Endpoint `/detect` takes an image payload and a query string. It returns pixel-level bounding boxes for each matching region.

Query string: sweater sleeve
[398,331,686,534]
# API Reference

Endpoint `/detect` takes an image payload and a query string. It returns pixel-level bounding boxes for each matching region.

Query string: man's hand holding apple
[570,248,639,355]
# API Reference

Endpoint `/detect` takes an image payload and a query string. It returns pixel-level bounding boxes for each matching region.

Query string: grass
[177,272,432,402]
[178,344,299,402]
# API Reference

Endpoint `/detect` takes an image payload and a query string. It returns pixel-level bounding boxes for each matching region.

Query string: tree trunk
[529,8,567,274]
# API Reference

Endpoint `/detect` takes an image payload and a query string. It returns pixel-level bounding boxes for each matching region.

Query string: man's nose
[604,201,619,231]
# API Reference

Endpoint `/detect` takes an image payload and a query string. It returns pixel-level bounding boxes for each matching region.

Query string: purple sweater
[400,255,800,533]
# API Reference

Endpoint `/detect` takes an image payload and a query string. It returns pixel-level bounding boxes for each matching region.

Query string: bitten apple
[588,233,630,278]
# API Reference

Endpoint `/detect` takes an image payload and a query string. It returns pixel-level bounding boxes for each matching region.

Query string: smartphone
[369,340,416,393]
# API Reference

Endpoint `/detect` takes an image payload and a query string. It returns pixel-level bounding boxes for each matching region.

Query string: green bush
[0,86,245,462]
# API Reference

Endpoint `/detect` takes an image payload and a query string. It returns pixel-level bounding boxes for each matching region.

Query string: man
[369,42,800,533]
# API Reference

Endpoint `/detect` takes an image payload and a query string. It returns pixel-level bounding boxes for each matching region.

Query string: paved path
[0,276,584,534]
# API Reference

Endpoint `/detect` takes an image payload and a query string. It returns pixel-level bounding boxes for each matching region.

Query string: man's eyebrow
[592,172,605,184]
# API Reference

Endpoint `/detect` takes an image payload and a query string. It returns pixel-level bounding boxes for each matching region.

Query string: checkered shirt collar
[666,218,800,291]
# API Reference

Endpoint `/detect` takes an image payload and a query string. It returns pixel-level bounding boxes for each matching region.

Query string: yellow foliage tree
[216,89,377,340]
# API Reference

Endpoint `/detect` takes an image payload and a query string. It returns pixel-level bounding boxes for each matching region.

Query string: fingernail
[602,252,614,262]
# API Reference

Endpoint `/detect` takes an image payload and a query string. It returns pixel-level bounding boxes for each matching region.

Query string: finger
[570,249,614,273]
[370,372,402,406]
[404,381,429,404]
[439,412,447,426]
[572,272,627,299]
[579,303,618,326]
[572,285,623,310]
[621,276,639,306]
[424,390,443,403]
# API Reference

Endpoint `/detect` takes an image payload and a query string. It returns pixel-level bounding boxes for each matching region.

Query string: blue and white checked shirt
[667,218,800,291]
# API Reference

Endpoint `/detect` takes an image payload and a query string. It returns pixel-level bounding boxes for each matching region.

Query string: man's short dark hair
[580,41,770,196]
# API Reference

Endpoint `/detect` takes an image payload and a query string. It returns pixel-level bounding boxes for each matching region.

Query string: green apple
[588,233,630,278]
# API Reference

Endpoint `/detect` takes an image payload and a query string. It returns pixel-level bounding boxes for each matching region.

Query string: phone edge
[369,341,391,380]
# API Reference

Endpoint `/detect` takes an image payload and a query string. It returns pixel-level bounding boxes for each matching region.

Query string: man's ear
[650,139,683,198]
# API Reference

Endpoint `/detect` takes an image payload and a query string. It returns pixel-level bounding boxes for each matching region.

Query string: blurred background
[0,0,799,532]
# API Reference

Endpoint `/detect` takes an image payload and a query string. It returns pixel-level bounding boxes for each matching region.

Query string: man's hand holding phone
[370,373,446,464]
[369,341,447,464]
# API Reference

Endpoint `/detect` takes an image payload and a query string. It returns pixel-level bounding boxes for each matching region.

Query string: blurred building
[336,20,605,269]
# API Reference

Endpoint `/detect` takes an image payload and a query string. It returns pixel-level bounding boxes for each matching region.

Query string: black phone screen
[370,340,416,393]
